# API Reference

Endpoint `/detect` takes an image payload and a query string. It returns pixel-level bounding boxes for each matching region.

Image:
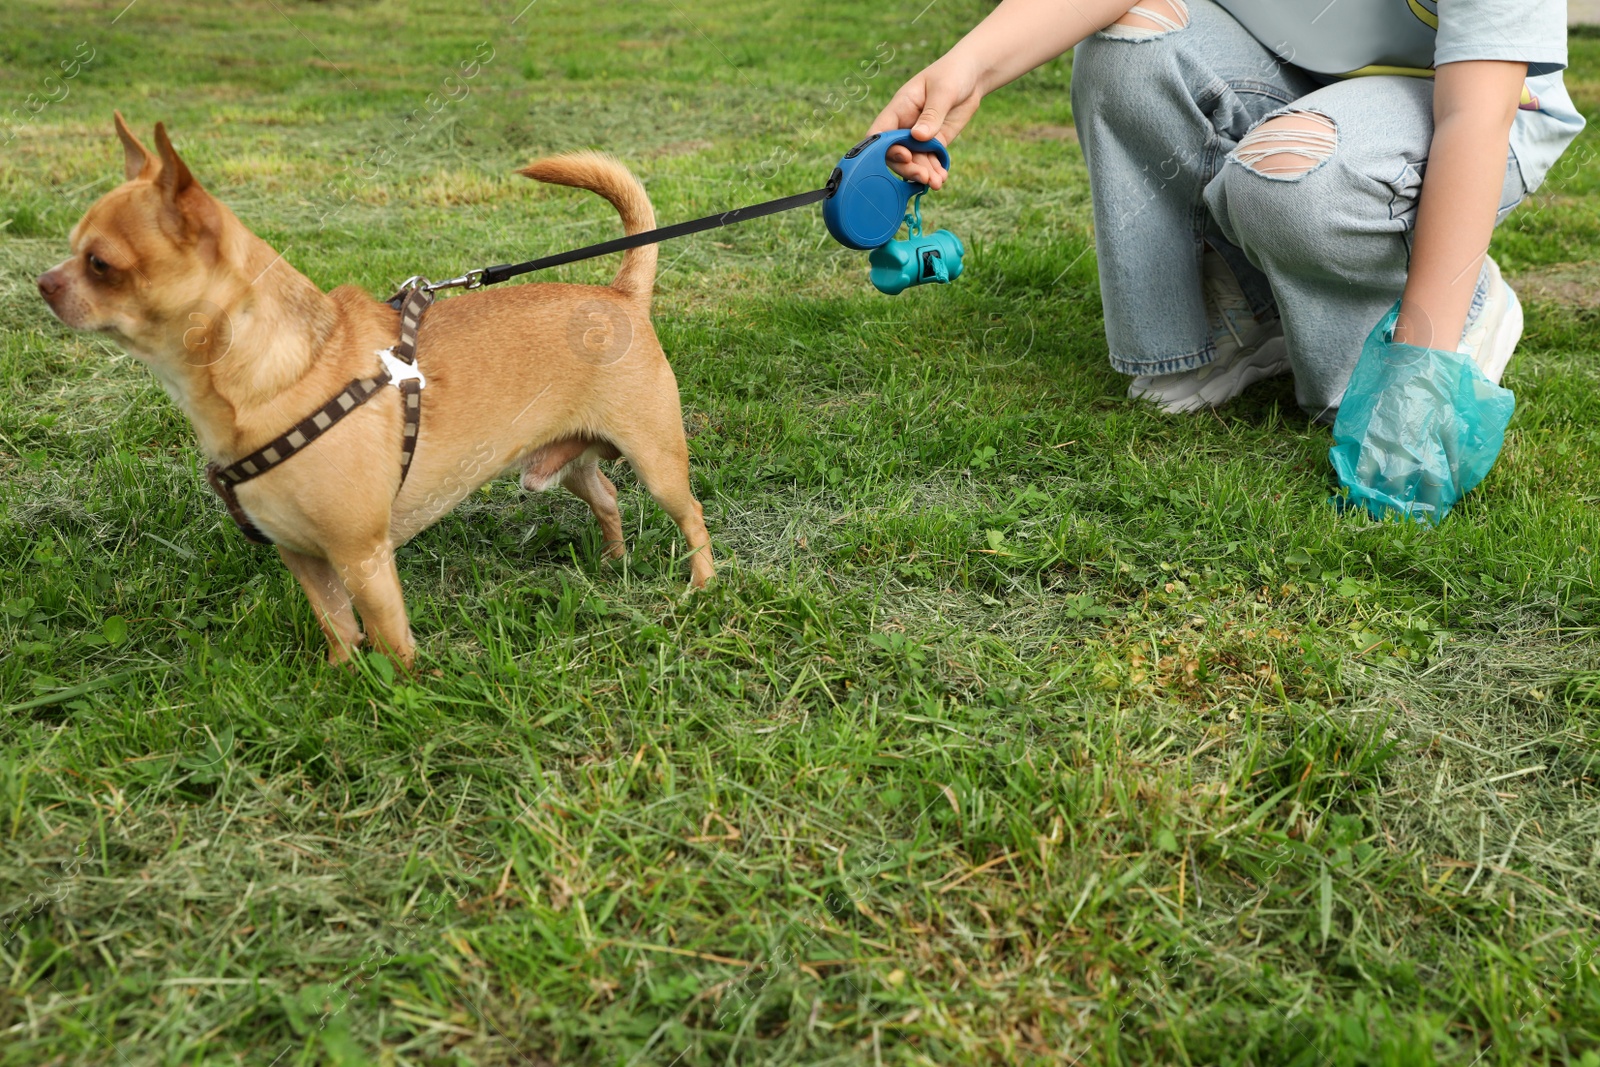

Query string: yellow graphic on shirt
[1407,0,1439,29]
[1310,0,1543,113]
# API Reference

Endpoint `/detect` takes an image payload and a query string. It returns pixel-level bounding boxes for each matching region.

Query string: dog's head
[37,113,234,367]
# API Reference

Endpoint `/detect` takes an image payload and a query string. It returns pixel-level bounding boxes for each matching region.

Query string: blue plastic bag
[1328,302,1515,524]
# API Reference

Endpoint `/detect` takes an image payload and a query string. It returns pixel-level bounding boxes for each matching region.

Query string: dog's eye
[86,253,109,275]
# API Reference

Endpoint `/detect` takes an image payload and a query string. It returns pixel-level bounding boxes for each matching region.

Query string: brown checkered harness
[204,286,434,545]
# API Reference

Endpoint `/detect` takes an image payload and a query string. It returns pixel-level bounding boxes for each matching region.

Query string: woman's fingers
[936,93,982,149]
[910,100,948,143]
[884,145,948,188]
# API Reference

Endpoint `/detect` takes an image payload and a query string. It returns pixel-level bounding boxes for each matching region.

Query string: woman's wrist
[948,31,1036,96]
[930,49,988,103]
[1392,61,1525,350]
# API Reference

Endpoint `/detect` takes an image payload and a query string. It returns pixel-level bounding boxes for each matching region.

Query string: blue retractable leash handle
[823,129,949,248]
[418,130,963,300]
[824,129,964,295]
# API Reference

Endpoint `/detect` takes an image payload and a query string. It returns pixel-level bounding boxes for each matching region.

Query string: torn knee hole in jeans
[1100,0,1189,40]
[1235,110,1338,179]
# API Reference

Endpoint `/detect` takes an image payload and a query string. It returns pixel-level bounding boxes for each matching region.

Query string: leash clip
[386,270,484,309]
[377,347,427,389]
[424,268,486,293]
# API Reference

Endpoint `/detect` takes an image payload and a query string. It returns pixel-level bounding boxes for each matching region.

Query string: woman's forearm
[948,0,1143,95]
[1393,61,1527,349]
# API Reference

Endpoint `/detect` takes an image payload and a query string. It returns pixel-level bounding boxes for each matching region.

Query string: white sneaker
[1458,256,1522,386]
[1129,250,1290,413]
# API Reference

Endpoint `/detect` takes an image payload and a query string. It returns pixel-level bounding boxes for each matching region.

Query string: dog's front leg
[331,540,415,671]
[278,546,364,665]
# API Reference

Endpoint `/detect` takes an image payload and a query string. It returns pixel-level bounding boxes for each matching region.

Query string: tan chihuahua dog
[38,115,713,668]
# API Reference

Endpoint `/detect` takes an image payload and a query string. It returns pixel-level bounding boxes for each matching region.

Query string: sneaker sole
[1130,328,1287,410]
[1159,337,1290,413]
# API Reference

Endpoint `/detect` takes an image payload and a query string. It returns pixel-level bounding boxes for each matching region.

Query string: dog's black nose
[37,271,63,299]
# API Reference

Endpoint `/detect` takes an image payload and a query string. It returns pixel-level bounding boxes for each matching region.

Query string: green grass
[3,1,1600,1063]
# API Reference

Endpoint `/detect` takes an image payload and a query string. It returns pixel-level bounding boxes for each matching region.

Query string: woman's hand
[867,56,985,189]
[859,0,1141,189]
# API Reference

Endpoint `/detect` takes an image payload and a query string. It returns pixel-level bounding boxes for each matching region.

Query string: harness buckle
[377,347,427,389]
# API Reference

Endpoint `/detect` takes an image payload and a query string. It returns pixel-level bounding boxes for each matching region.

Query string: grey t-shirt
[1214,0,1584,191]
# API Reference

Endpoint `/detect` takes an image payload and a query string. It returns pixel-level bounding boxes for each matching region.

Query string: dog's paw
[326,632,366,667]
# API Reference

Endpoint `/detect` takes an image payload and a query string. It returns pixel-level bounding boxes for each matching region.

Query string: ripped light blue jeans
[1070,0,1526,419]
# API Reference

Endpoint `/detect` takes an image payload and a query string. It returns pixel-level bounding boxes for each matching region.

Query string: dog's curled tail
[519,152,657,301]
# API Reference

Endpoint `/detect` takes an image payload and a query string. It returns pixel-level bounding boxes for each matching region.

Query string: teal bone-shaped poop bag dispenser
[823,129,964,295]
[868,196,964,295]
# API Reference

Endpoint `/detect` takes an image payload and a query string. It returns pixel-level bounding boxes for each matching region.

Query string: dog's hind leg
[608,410,714,589]
[278,546,363,665]
[561,457,626,560]
[524,439,628,561]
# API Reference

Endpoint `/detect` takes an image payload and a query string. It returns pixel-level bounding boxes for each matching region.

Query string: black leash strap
[482,183,834,285]
[422,175,840,294]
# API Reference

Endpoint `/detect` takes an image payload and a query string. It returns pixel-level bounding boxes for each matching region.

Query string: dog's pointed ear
[152,121,195,202]
[114,111,155,181]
